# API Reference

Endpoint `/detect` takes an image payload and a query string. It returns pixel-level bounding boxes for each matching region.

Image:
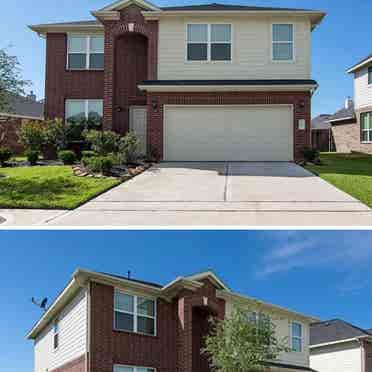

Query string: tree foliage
[0,48,29,112]
[203,307,290,372]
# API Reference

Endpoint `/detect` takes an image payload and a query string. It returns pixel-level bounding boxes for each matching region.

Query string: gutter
[310,335,372,349]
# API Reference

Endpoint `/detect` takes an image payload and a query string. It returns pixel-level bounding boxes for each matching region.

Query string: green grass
[0,166,120,209]
[305,152,372,208]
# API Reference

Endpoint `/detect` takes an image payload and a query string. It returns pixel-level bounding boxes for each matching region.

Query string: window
[368,67,372,85]
[272,24,294,61]
[114,365,155,372]
[187,24,231,61]
[67,35,104,70]
[361,112,372,142]
[114,291,156,335]
[53,319,59,350]
[291,322,302,352]
[65,99,103,125]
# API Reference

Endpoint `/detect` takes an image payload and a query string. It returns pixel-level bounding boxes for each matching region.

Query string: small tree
[0,48,30,112]
[203,307,290,372]
[18,120,45,152]
[84,129,120,155]
[44,118,68,151]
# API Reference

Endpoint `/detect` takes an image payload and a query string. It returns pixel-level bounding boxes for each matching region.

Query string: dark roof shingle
[310,319,371,346]
[1,94,43,118]
[311,114,332,130]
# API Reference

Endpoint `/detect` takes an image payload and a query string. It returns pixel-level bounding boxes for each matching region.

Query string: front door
[129,106,147,156]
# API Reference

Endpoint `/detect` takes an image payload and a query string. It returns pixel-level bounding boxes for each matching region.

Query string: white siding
[354,67,372,109]
[310,341,362,372]
[225,301,310,367]
[158,16,311,80]
[34,288,87,372]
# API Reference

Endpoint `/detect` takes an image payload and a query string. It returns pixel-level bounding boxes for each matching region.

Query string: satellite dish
[31,297,48,311]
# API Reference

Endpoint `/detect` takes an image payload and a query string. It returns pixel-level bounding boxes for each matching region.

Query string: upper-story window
[272,24,294,61]
[53,318,59,350]
[114,365,155,372]
[114,291,156,336]
[67,35,104,70]
[368,67,372,85]
[187,24,231,61]
[65,99,103,125]
[361,112,372,142]
[291,322,302,352]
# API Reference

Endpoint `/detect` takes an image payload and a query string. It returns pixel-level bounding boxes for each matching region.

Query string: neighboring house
[0,92,44,153]
[27,269,318,372]
[29,0,325,162]
[311,114,332,151]
[331,55,372,153]
[310,319,372,372]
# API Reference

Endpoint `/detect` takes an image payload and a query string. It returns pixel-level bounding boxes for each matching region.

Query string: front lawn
[0,166,120,209]
[305,152,372,208]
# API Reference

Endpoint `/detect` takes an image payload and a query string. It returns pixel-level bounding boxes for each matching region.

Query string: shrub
[44,118,67,151]
[58,150,76,165]
[26,150,39,165]
[18,120,45,151]
[0,147,12,167]
[81,150,97,158]
[302,147,320,163]
[118,131,140,164]
[84,130,120,155]
[82,155,113,175]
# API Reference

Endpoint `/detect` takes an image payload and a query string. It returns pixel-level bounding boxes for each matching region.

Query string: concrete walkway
[42,162,372,227]
[0,209,67,226]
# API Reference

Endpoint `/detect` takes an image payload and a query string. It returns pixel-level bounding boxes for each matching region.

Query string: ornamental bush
[58,150,76,165]
[18,120,45,152]
[84,129,120,155]
[0,147,12,167]
[118,131,140,164]
[25,150,39,165]
[82,155,113,175]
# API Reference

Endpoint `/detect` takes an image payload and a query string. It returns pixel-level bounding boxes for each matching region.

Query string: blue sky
[1,0,371,117]
[1,230,372,372]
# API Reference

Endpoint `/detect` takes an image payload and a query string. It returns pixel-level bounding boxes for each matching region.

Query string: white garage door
[164,105,293,161]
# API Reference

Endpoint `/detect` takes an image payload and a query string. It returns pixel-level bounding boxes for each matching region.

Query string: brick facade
[0,116,25,154]
[49,355,86,372]
[89,280,225,372]
[331,105,372,154]
[146,91,311,162]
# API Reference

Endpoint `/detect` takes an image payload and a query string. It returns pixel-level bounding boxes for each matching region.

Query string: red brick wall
[311,129,330,152]
[147,91,311,162]
[89,282,178,372]
[50,355,86,372]
[89,280,225,372]
[44,34,104,119]
[101,5,158,132]
[0,116,25,154]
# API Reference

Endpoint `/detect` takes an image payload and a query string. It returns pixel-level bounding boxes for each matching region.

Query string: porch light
[152,100,158,111]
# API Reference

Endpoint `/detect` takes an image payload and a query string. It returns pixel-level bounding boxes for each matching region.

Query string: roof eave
[28,23,104,37]
[347,57,372,73]
[310,335,372,349]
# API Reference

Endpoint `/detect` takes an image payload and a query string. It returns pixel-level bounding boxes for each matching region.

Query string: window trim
[361,111,372,143]
[113,290,157,336]
[114,364,156,372]
[271,23,295,63]
[290,321,303,352]
[65,99,103,123]
[53,318,59,351]
[368,67,372,86]
[185,23,233,63]
[66,34,104,71]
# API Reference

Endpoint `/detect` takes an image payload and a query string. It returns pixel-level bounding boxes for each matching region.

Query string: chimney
[345,96,353,109]
[27,90,36,102]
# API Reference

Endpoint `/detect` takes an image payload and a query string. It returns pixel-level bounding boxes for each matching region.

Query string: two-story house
[29,0,325,162]
[331,55,372,153]
[27,269,318,372]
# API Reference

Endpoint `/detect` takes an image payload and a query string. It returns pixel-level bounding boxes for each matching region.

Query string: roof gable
[99,0,159,11]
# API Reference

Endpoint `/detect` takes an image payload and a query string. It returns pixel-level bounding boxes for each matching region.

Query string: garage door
[164,105,293,161]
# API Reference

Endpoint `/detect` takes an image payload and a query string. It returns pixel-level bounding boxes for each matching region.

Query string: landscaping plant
[25,150,39,165]
[84,129,120,155]
[82,155,114,175]
[0,147,12,167]
[18,120,45,152]
[58,150,76,165]
[302,147,320,164]
[203,307,289,372]
[118,131,140,164]
[44,118,68,151]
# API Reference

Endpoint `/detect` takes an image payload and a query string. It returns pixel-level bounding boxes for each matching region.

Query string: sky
[1,230,372,372]
[1,0,371,117]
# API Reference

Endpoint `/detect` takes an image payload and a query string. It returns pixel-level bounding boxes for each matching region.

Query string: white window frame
[361,111,372,143]
[65,99,103,122]
[114,364,156,372]
[290,321,303,352]
[67,34,104,70]
[271,23,295,63]
[186,23,233,63]
[113,290,157,336]
[368,66,372,86]
[53,318,59,351]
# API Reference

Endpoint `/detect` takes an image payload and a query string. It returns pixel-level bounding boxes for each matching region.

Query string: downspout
[86,281,91,372]
[357,336,368,372]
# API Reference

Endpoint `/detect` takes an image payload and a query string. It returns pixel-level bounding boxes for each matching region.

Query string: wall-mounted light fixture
[152,99,158,112]
[116,106,122,113]
[297,101,305,110]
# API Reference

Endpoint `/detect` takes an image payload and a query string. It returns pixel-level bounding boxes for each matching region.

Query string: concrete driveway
[44,162,372,226]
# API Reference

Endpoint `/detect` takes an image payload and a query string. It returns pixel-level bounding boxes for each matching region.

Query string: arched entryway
[113,32,148,134]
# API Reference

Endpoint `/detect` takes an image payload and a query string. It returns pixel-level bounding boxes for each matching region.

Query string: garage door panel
[164,105,293,161]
